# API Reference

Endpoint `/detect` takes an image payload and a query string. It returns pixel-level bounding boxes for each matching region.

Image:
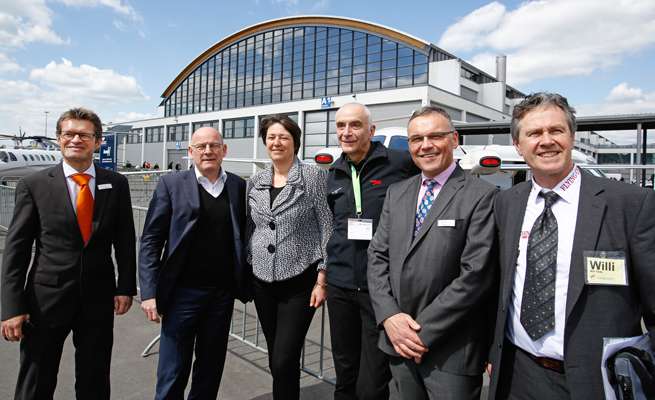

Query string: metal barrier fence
[0,185,16,230]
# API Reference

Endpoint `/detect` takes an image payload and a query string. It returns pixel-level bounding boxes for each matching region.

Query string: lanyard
[350,164,362,217]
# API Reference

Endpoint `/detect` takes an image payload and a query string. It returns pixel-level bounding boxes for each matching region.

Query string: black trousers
[327,284,391,400]
[253,267,317,400]
[497,341,570,400]
[15,300,114,400]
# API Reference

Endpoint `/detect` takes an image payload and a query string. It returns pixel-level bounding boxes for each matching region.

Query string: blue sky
[1,0,654,143]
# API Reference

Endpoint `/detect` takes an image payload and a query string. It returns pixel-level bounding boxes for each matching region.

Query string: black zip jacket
[326,141,418,290]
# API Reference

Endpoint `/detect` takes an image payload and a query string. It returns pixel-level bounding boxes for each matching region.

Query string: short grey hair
[337,102,372,125]
[408,106,454,131]
[510,92,576,141]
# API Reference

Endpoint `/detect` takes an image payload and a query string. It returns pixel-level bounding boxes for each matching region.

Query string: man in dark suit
[139,127,250,399]
[488,92,655,400]
[368,106,497,400]
[1,108,136,400]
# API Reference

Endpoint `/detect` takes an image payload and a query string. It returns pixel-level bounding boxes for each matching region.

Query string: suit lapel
[565,173,605,320]
[91,165,110,239]
[407,166,465,254]
[398,175,422,259]
[180,169,200,240]
[501,183,531,308]
[50,163,82,243]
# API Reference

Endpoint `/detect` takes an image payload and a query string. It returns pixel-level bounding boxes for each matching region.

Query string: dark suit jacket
[368,165,498,376]
[138,169,250,315]
[1,163,136,326]
[488,172,655,400]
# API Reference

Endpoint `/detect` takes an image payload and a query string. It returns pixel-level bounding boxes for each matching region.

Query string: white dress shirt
[194,166,227,198]
[62,161,96,214]
[507,166,582,359]
[415,162,457,211]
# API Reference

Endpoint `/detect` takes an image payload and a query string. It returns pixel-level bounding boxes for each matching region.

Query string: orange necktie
[71,173,94,244]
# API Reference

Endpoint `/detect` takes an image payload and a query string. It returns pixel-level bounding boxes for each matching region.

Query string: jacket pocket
[33,271,59,287]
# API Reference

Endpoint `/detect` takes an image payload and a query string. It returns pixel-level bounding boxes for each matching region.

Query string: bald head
[335,102,375,164]
[191,127,223,144]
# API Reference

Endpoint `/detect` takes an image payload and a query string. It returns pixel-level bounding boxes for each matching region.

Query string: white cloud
[53,0,141,22]
[0,59,148,136]
[110,111,157,123]
[269,0,329,13]
[577,83,655,117]
[0,53,21,73]
[0,0,67,48]
[438,0,655,85]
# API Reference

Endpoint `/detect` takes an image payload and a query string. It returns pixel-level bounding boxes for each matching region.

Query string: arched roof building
[113,16,524,173]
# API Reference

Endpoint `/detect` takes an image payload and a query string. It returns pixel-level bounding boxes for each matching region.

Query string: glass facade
[167,124,189,142]
[164,26,429,117]
[128,128,142,144]
[145,126,164,143]
[303,109,338,159]
[192,120,221,131]
[223,117,255,138]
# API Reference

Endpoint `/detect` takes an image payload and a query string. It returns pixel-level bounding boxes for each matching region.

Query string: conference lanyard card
[348,218,373,240]
[583,251,628,286]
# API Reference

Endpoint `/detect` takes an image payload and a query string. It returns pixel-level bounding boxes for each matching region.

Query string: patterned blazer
[247,158,332,282]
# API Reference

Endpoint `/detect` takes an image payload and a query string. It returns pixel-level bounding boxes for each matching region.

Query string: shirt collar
[194,165,226,186]
[530,165,581,204]
[62,160,96,179]
[421,161,456,187]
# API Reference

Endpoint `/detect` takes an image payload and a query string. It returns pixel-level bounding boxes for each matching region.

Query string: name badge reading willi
[583,251,628,286]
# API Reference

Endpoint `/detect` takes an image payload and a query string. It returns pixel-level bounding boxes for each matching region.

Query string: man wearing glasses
[139,127,250,399]
[1,108,136,399]
[367,106,497,399]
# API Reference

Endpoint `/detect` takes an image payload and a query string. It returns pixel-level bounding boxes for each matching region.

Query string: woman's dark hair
[259,114,301,155]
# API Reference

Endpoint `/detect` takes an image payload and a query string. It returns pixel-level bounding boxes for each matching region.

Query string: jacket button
[269,222,275,230]
[267,244,275,253]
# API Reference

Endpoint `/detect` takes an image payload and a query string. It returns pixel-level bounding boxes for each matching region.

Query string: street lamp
[44,111,49,137]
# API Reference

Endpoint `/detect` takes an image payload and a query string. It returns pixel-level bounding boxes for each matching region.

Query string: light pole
[44,111,49,137]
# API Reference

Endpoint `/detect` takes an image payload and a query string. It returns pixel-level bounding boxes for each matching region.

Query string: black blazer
[488,172,655,400]
[138,169,251,315]
[1,163,136,326]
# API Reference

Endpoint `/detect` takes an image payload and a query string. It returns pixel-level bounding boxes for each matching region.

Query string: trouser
[15,300,114,400]
[155,287,234,400]
[327,284,391,400]
[497,341,570,400]
[389,357,481,400]
[253,267,317,400]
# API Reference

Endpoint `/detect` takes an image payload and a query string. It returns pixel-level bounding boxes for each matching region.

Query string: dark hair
[511,92,576,141]
[55,107,103,138]
[259,115,301,155]
[408,106,455,131]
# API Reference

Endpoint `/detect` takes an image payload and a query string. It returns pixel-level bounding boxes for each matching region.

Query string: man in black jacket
[326,102,418,400]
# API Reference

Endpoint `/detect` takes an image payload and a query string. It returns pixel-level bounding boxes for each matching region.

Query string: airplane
[0,134,61,185]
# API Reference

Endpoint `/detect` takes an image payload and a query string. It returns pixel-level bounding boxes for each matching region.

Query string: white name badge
[584,251,628,286]
[98,183,112,190]
[347,218,373,240]
[437,219,456,227]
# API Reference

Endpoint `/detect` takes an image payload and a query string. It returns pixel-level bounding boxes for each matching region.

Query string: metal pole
[44,111,49,137]
[642,127,647,187]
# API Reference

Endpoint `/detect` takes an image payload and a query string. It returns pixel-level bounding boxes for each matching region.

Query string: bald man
[139,127,251,399]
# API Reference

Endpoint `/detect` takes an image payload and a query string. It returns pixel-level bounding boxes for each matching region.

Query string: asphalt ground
[0,230,489,399]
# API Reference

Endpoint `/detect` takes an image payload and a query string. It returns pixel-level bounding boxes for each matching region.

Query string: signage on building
[99,133,117,171]
[320,96,334,109]
[175,141,181,150]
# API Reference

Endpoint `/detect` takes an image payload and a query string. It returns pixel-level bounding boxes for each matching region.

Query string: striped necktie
[414,179,438,236]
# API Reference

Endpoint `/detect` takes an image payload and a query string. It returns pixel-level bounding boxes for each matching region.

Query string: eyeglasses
[408,131,454,146]
[190,142,223,151]
[59,131,97,141]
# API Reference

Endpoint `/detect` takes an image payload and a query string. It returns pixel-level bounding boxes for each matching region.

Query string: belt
[514,344,565,374]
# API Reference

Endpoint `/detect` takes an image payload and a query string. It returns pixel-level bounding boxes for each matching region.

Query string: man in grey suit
[487,92,655,400]
[368,106,497,399]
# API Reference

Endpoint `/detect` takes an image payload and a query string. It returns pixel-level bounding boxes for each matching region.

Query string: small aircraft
[0,133,61,184]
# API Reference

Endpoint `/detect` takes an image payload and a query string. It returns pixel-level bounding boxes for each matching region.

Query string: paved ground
[0,229,489,399]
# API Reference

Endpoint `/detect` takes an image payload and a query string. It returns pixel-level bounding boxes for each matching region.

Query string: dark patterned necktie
[414,179,437,237]
[521,190,559,341]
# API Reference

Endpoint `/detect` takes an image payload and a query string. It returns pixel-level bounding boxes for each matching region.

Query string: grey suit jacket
[488,171,655,400]
[368,165,498,376]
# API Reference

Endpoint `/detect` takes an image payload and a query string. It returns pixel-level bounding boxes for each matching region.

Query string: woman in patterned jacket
[247,114,332,400]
